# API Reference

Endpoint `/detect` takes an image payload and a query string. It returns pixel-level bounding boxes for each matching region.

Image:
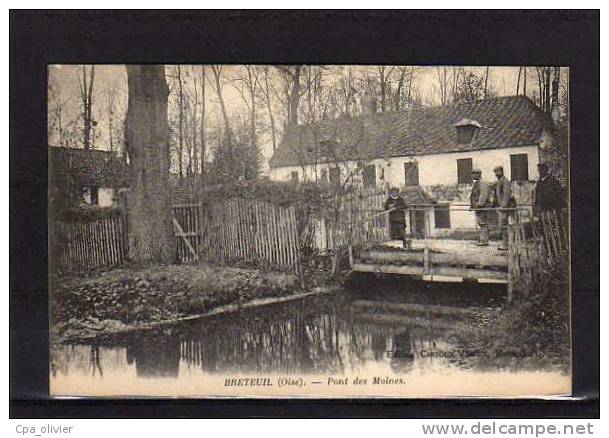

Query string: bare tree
[392,66,420,111]
[454,70,494,102]
[534,66,561,115]
[545,67,551,113]
[48,78,69,147]
[254,66,278,151]
[232,65,260,151]
[393,66,408,111]
[187,66,200,186]
[210,65,232,137]
[103,83,119,152]
[484,66,490,98]
[230,65,262,179]
[335,67,357,115]
[434,66,450,105]
[275,65,303,127]
[177,65,185,179]
[76,65,96,149]
[551,66,560,117]
[375,65,395,113]
[124,65,175,263]
[199,65,207,181]
[451,67,463,102]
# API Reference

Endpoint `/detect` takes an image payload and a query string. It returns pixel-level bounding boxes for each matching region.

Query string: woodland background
[48,65,569,187]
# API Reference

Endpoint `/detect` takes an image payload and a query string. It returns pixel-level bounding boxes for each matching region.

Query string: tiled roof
[50,148,198,203]
[270,95,555,168]
[49,146,130,188]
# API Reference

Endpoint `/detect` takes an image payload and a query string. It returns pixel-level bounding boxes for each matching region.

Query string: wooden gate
[172,203,202,263]
[172,199,303,278]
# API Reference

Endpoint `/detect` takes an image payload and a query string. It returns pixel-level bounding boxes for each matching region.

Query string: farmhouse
[269,95,557,234]
[49,146,129,210]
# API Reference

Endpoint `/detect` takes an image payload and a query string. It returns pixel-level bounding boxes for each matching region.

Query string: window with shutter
[404,162,419,186]
[510,154,529,181]
[362,164,376,188]
[457,158,473,184]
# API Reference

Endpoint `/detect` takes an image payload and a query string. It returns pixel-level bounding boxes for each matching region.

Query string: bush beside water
[450,259,570,372]
[51,264,300,339]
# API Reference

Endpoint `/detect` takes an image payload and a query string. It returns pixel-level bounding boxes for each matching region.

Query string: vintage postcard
[48,65,571,398]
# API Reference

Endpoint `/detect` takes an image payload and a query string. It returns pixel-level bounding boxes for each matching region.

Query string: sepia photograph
[47,64,571,398]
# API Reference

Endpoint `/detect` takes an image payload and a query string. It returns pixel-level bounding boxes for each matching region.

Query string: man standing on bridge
[534,162,566,218]
[493,165,517,251]
[469,168,492,246]
[384,187,407,248]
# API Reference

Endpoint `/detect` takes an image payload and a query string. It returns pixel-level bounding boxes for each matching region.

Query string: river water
[50,277,569,397]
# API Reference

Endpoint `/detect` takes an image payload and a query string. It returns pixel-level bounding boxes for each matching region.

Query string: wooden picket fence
[51,199,303,277]
[304,187,388,252]
[508,209,569,298]
[200,197,302,277]
[50,216,126,272]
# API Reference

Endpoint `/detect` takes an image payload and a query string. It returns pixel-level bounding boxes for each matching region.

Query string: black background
[9,10,599,418]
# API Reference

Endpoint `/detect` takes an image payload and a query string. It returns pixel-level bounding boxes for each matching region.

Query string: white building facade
[268,96,555,236]
[269,145,540,235]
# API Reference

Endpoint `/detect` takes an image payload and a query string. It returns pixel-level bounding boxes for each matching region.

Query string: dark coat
[385,196,406,224]
[470,179,492,209]
[534,175,565,215]
[385,196,406,240]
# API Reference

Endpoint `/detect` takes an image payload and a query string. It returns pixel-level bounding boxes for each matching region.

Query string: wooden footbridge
[349,238,509,284]
[345,207,568,301]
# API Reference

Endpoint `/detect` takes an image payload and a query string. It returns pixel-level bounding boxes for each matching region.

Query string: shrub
[57,204,121,222]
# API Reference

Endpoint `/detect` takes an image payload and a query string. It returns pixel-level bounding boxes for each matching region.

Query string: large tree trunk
[544,67,551,114]
[79,65,95,149]
[125,65,176,264]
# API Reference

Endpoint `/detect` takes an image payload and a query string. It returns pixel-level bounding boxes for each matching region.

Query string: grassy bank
[51,263,304,340]
[449,260,570,372]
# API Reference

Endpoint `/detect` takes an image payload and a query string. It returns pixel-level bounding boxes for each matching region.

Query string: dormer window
[454,118,481,144]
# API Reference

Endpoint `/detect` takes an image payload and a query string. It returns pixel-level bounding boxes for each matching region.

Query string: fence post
[507,225,515,302]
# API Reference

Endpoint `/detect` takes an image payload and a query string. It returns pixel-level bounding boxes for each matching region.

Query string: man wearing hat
[493,165,517,251]
[469,168,492,246]
[534,163,566,218]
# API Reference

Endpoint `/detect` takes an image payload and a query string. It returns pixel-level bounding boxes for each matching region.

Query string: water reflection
[52,289,501,381]
[390,331,415,374]
[126,337,181,378]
